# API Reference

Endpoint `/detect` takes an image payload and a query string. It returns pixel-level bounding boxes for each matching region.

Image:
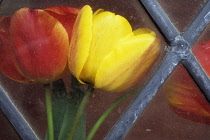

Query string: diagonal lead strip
[104,51,182,140]
[105,0,210,140]
[183,0,210,47]
[181,0,210,101]
[0,85,39,140]
[182,51,210,101]
[139,0,180,43]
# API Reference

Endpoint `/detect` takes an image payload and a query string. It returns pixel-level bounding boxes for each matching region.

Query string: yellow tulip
[69,5,161,92]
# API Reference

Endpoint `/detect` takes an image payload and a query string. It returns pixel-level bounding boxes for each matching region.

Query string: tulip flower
[0,7,79,84]
[164,41,210,125]
[69,5,161,92]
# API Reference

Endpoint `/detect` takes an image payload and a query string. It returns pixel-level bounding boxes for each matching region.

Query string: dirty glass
[1,0,210,140]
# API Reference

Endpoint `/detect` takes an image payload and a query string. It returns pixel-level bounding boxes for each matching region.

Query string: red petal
[10,8,69,83]
[0,16,29,83]
[44,6,79,15]
[193,40,210,76]
[164,65,210,124]
[44,6,80,41]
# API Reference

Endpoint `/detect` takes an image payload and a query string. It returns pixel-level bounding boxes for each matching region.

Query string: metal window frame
[105,0,210,139]
[0,0,210,140]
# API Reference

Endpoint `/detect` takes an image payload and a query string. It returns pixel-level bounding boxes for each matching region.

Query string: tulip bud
[69,5,161,92]
[0,7,79,84]
[164,41,210,124]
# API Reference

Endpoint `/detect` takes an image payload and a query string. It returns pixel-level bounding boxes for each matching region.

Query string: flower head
[0,7,79,84]
[69,5,160,92]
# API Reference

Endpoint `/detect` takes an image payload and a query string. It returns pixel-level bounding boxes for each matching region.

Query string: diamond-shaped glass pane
[0,0,165,139]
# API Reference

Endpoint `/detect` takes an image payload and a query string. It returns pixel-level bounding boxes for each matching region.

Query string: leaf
[51,79,69,140]
[45,77,85,140]
[56,76,85,140]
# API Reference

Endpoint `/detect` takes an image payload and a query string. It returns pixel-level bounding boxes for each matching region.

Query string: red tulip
[0,7,79,84]
[164,41,210,124]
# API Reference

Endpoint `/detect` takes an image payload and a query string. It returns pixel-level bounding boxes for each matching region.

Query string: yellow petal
[80,11,133,84]
[133,28,156,36]
[94,33,160,92]
[93,9,104,16]
[69,5,93,83]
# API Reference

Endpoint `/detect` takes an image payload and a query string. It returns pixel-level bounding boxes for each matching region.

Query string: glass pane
[125,0,210,139]
[125,65,210,139]
[192,24,210,47]
[0,109,20,139]
[0,0,165,139]
[190,25,210,85]
[157,0,206,32]
[0,73,47,139]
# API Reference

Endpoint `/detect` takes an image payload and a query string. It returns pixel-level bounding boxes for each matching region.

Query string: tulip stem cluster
[44,84,54,140]
[68,85,94,140]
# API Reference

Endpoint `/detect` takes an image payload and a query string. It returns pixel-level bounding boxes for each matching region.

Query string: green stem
[44,84,54,140]
[68,85,94,140]
[86,88,139,140]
